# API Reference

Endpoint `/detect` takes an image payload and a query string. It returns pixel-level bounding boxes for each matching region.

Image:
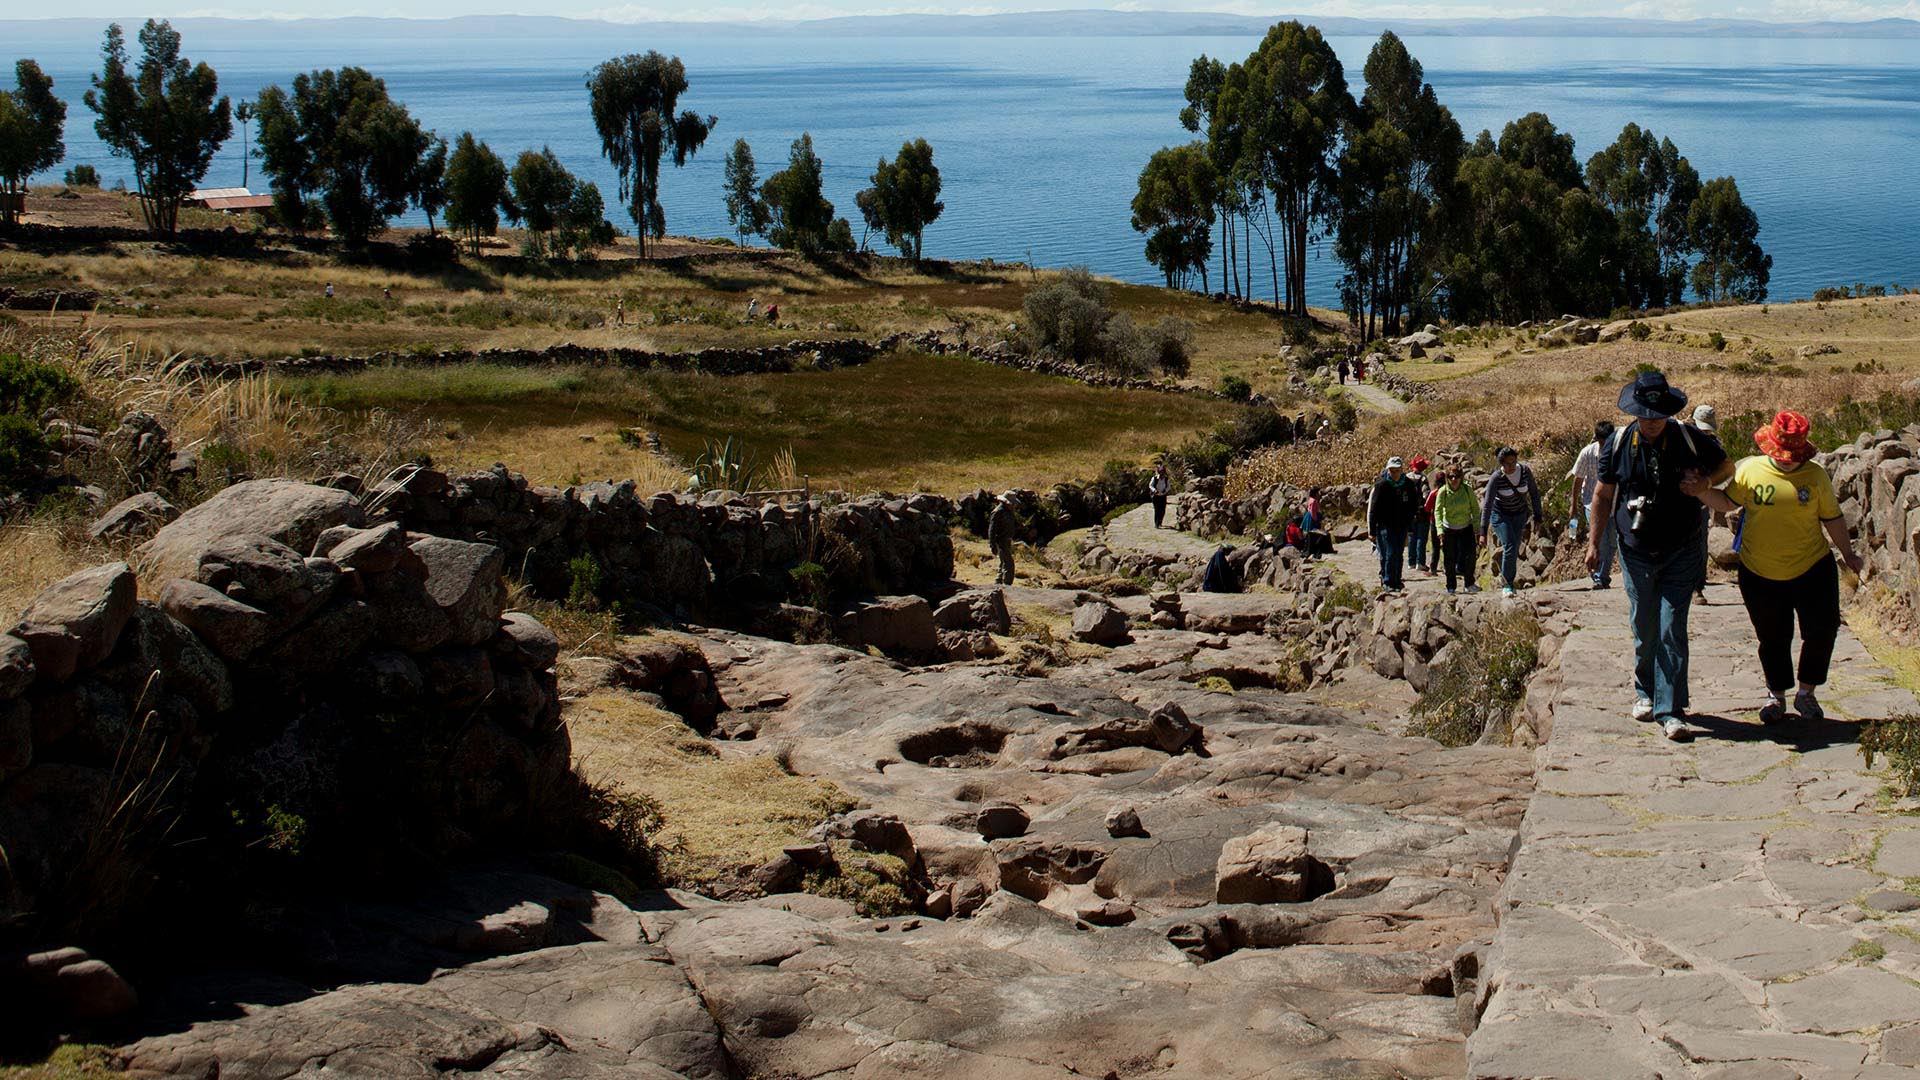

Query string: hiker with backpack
[1588,370,1733,741]
[1480,446,1543,598]
[1568,420,1619,589]
[1686,410,1863,725]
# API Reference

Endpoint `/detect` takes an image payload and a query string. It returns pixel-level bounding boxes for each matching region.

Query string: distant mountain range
[7,10,1920,40]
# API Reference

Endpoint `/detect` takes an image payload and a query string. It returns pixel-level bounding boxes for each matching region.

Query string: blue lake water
[12,26,1920,305]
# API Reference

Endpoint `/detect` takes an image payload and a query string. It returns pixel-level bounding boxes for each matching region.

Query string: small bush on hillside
[1218,374,1252,402]
[0,353,80,418]
[63,165,101,189]
[0,412,51,494]
[1860,715,1920,797]
[1317,581,1370,623]
[1628,321,1652,341]
[1707,331,1727,352]
[1021,271,1194,377]
[1409,607,1541,747]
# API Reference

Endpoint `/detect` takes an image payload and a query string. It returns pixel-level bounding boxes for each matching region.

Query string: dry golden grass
[564,688,856,890]
[0,523,107,627]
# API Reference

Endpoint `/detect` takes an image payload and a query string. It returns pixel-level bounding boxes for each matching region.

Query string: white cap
[1386,456,1404,470]
[1692,404,1717,432]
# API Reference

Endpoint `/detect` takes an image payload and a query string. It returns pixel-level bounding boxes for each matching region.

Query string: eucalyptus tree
[721,138,767,246]
[1131,142,1217,291]
[1688,176,1770,303]
[443,132,511,255]
[1238,21,1353,316]
[860,138,944,261]
[252,67,432,246]
[84,20,232,235]
[0,60,66,226]
[586,52,715,257]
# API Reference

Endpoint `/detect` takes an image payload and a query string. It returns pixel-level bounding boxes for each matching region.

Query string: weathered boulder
[88,491,179,543]
[1106,806,1148,838]
[139,478,364,580]
[1071,600,1130,645]
[156,579,275,660]
[9,562,137,682]
[13,947,139,1022]
[932,588,1012,635]
[975,802,1031,840]
[409,535,508,646]
[838,595,938,657]
[496,611,560,671]
[0,634,34,700]
[1216,824,1315,904]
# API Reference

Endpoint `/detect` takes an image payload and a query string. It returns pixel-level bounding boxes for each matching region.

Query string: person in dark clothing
[1588,370,1733,742]
[1480,446,1544,597]
[1202,544,1242,593]
[987,493,1018,586]
[1405,456,1433,574]
[1368,456,1421,591]
[1336,356,1349,384]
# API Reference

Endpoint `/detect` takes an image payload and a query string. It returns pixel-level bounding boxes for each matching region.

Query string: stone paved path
[1341,380,1410,413]
[1468,578,1920,1079]
[1102,503,1223,559]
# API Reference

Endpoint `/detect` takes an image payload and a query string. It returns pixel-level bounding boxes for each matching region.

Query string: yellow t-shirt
[1725,456,1842,580]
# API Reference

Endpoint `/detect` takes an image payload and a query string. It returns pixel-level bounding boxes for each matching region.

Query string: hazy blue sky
[25,0,1920,23]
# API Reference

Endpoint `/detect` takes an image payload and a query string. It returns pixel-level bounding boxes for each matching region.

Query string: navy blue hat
[1619,370,1688,420]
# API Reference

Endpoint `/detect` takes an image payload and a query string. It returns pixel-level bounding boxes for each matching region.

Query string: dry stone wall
[1829,425,1920,620]
[0,478,570,933]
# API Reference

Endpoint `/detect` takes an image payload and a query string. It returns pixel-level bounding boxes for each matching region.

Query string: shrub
[567,554,605,610]
[63,164,101,188]
[1022,267,1111,364]
[1628,321,1652,341]
[1707,331,1727,352]
[1408,607,1541,747]
[1316,580,1369,623]
[1218,374,1252,402]
[1860,714,1920,797]
[1142,316,1194,376]
[0,412,50,494]
[0,353,81,417]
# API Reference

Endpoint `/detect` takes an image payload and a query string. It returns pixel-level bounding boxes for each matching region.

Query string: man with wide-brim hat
[988,491,1020,586]
[1587,370,1734,741]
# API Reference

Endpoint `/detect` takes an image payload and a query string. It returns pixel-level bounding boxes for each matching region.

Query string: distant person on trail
[1202,544,1242,593]
[1148,463,1172,529]
[1421,481,1442,573]
[1337,356,1349,385]
[1481,446,1543,598]
[1688,410,1863,725]
[1367,456,1421,592]
[988,492,1018,586]
[615,296,625,326]
[1435,467,1481,595]
[1302,487,1323,534]
[1568,420,1619,589]
[746,297,759,322]
[1354,355,1366,382]
[765,303,779,324]
[383,286,392,302]
[1588,370,1732,742]
[324,283,334,300]
[1406,456,1433,574]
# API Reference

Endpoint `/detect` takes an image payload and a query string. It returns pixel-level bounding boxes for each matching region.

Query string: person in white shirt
[1147,464,1172,529]
[1567,420,1617,589]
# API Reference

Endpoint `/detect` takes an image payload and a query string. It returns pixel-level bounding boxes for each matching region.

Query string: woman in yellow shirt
[1689,411,1864,723]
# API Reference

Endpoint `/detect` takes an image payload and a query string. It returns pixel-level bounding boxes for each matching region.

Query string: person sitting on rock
[1202,544,1242,593]
[1685,411,1863,725]
[1587,370,1732,741]
[988,492,1018,586]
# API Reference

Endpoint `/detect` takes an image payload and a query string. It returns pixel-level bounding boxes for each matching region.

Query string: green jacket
[1433,483,1480,531]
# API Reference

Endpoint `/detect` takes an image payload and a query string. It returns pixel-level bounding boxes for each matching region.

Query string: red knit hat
[1755,411,1817,465]
[1409,456,1430,471]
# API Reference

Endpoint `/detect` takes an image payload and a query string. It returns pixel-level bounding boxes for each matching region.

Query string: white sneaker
[1794,690,1824,722]
[1464,584,1481,594]
[1501,586,1516,598]
[1759,693,1787,725]
[1632,699,1655,721]
[1662,717,1693,742]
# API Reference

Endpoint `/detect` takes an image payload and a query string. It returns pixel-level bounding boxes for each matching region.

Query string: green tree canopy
[253,67,432,247]
[586,51,715,257]
[721,138,768,246]
[508,146,575,255]
[1496,112,1583,190]
[1586,123,1701,306]
[859,138,944,261]
[1237,21,1352,316]
[1131,142,1217,291]
[1688,176,1770,303]
[414,134,449,236]
[443,132,511,255]
[761,133,851,254]
[0,60,67,226]
[84,20,231,235]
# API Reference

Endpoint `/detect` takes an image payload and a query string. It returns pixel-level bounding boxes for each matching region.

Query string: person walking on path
[615,296,625,326]
[1480,446,1544,598]
[1148,464,1172,529]
[1368,456,1421,592]
[1568,420,1619,589]
[1434,467,1482,594]
[1337,356,1349,385]
[1687,411,1864,724]
[988,492,1018,586]
[1689,403,1720,603]
[1587,370,1732,741]
[1406,456,1434,575]
[745,296,759,323]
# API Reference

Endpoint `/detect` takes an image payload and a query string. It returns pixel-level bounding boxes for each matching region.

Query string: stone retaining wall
[0,478,570,933]
[1826,424,1920,621]
[372,464,955,618]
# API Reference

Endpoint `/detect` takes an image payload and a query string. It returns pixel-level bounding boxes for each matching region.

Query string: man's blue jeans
[1619,539,1706,721]
[1585,501,1618,585]
[1408,519,1430,572]
[1490,510,1529,588]
[1376,527,1407,589]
